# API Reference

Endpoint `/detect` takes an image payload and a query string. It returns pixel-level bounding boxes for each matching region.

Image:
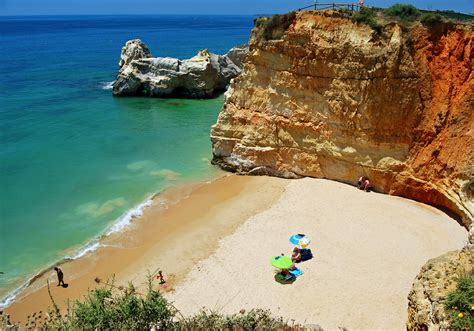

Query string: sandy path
[166,178,468,330]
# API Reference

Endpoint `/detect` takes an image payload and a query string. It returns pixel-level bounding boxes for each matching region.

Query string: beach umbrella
[298,237,311,248]
[290,234,311,247]
[271,255,293,269]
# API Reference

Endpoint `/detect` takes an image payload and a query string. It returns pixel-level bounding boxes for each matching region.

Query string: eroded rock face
[113,40,248,98]
[407,246,473,330]
[211,10,473,228]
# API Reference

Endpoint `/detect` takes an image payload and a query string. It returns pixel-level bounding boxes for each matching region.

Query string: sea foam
[100,81,114,90]
[0,195,155,309]
[105,196,154,235]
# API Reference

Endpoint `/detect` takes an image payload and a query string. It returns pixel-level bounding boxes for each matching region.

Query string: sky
[0,0,472,16]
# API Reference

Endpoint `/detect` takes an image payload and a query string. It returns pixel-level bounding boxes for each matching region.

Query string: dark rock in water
[112,39,248,98]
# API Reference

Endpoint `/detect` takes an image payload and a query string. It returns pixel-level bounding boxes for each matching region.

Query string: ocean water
[0,15,253,305]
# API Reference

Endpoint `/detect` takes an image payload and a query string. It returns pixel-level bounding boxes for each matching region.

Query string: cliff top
[254,5,473,39]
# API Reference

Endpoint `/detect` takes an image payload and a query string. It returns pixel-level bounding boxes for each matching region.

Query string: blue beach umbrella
[290,233,306,245]
[290,234,311,248]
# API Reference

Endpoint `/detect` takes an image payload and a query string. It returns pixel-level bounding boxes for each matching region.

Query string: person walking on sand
[54,267,65,287]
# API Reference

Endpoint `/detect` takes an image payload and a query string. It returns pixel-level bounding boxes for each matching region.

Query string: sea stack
[112,39,248,98]
[210,10,474,228]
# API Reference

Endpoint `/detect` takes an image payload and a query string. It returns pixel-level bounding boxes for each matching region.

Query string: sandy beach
[4,174,287,324]
[4,176,468,329]
[166,178,467,330]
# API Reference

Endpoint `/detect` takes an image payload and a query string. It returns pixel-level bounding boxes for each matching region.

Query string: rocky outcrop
[407,246,473,330]
[113,39,248,98]
[210,10,474,229]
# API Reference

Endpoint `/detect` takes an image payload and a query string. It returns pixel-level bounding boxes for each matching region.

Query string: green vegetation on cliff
[351,7,382,32]
[2,277,302,330]
[344,3,472,32]
[444,273,474,330]
[383,3,421,21]
[254,12,296,40]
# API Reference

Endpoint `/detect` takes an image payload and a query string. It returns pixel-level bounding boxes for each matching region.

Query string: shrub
[420,12,445,26]
[352,7,382,33]
[176,308,302,329]
[338,8,353,17]
[384,3,421,21]
[6,277,302,330]
[444,273,474,330]
[69,279,174,329]
[255,12,296,40]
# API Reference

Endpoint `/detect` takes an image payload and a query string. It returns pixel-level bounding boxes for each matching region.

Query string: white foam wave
[100,81,114,90]
[66,241,101,260]
[0,281,30,309]
[105,196,153,235]
[0,196,156,309]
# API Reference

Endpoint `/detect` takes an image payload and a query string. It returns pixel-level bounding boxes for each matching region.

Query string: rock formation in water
[113,39,248,98]
[407,246,473,330]
[210,10,473,230]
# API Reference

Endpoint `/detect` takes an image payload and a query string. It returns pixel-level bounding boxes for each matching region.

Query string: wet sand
[4,174,288,324]
[166,178,468,330]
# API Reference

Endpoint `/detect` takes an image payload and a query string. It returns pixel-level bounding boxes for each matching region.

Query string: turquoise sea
[0,15,253,305]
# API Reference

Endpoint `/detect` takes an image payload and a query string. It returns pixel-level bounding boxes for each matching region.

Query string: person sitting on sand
[291,247,301,263]
[358,176,366,190]
[363,178,372,192]
[281,263,297,276]
[54,267,65,287]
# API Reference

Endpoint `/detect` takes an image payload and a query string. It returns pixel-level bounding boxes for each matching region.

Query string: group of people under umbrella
[271,234,313,283]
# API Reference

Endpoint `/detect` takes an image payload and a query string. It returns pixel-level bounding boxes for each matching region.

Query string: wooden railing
[297,3,361,12]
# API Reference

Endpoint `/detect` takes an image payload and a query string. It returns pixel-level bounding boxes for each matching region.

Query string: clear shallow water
[0,15,253,303]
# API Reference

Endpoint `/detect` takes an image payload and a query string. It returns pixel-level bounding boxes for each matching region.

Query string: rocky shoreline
[112,39,248,98]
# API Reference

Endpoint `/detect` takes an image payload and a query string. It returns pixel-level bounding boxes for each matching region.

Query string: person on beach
[157,271,166,284]
[363,178,372,192]
[358,176,371,192]
[281,263,297,276]
[291,247,301,263]
[54,267,65,287]
[357,176,366,190]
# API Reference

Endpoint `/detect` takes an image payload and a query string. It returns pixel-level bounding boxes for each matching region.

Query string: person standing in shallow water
[54,267,65,287]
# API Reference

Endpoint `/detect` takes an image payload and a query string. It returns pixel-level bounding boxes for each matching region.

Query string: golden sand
[4,174,288,324]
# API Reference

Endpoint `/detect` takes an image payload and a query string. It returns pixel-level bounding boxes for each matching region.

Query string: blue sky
[0,0,472,16]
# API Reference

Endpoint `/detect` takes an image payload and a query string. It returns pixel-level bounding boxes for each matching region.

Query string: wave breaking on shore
[0,194,156,309]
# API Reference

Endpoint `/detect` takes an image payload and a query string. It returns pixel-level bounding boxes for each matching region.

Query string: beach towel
[300,248,313,261]
[289,267,303,278]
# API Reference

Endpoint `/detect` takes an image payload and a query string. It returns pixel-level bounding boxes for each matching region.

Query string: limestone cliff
[211,11,473,229]
[407,246,473,330]
[113,39,248,98]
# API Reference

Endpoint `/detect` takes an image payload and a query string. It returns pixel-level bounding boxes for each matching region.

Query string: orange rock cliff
[210,11,473,231]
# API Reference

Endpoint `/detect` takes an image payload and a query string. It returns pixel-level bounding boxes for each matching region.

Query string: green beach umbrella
[271,255,293,269]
